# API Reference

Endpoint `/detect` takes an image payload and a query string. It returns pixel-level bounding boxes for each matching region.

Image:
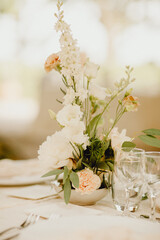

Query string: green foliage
[82,162,93,170]
[60,88,66,95]
[139,135,160,148]
[104,141,114,161]
[63,166,69,184]
[69,142,80,160]
[86,114,101,137]
[81,138,114,172]
[83,138,106,167]
[64,178,71,204]
[76,158,83,170]
[143,129,160,136]
[138,128,160,148]
[122,141,136,149]
[89,96,99,114]
[70,171,79,188]
[107,162,114,171]
[42,169,63,178]
[96,162,109,170]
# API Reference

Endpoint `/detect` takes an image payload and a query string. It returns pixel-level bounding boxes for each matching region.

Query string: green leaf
[78,145,84,159]
[122,141,136,149]
[56,99,63,104]
[102,140,110,152]
[42,169,63,178]
[76,158,82,170]
[69,141,79,158]
[96,162,109,170]
[72,152,79,161]
[138,135,160,148]
[63,166,69,184]
[86,114,101,136]
[82,162,93,170]
[64,178,71,204]
[60,88,66,95]
[143,128,160,136]
[107,162,114,171]
[70,171,79,188]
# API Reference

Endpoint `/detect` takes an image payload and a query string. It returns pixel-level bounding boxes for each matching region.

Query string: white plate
[0,175,54,186]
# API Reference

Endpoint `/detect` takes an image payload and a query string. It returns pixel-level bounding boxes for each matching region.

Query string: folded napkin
[0,159,45,179]
[8,185,57,200]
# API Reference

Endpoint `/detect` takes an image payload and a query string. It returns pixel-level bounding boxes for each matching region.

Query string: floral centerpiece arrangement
[38,0,139,204]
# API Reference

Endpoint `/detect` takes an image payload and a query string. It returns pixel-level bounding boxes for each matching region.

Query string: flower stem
[123,188,130,216]
[150,193,156,221]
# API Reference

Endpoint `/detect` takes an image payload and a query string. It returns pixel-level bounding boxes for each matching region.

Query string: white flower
[55,7,82,86]
[89,82,108,100]
[63,87,76,105]
[56,104,83,127]
[55,21,70,33]
[76,87,88,102]
[84,61,99,79]
[109,127,131,150]
[38,131,74,169]
[62,120,89,149]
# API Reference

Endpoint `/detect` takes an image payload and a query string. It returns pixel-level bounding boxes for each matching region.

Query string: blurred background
[0,0,160,160]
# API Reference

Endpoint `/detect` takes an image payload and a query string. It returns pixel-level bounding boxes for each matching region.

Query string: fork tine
[0,213,40,238]
[35,215,40,223]
[22,213,33,228]
[23,213,39,228]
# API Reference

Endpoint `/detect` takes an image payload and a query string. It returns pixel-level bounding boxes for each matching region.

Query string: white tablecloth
[0,160,160,240]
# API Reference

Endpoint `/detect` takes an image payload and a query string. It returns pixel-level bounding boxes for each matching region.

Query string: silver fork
[0,213,40,237]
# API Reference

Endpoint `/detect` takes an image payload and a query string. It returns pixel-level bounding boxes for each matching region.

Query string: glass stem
[124,188,130,216]
[150,193,156,221]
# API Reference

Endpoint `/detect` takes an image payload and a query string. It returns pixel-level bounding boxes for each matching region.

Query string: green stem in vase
[150,193,156,221]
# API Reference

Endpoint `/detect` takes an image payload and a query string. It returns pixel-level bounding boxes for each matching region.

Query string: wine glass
[143,152,160,221]
[114,148,144,216]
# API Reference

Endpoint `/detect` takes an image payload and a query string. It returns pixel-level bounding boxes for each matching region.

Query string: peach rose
[75,169,101,194]
[123,95,139,112]
[44,53,60,72]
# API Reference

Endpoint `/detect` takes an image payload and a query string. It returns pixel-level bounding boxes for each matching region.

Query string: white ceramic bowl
[54,184,108,206]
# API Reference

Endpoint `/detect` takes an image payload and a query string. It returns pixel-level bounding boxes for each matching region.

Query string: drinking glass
[112,148,144,215]
[144,152,160,221]
[112,172,143,212]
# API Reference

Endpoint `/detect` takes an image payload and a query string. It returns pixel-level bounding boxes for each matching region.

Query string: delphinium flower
[54,0,82,87]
